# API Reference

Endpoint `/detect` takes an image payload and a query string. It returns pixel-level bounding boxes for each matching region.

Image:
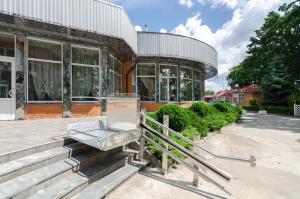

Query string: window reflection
[71,46,100,101]
[180,67,193,101]
[28,39,62,102]
[0,33,14,57]
[137,64,156,101]
[160,65,177,102]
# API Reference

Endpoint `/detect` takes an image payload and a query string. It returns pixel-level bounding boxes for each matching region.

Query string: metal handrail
[143,134,231,195]
[141,122,232,181]
[140,112,256,167]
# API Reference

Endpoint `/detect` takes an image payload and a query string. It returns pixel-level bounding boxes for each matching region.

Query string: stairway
[0,139,146,199]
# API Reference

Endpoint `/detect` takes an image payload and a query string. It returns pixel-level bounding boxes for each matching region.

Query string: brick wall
[71,104,102,117]
[25,104,63,119]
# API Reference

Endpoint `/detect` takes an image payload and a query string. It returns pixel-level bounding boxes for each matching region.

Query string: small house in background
[205,83,262,106]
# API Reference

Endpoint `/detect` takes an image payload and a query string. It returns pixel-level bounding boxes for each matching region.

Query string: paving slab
[0,117,101,154]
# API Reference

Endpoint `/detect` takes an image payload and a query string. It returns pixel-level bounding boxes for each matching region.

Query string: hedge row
[243,105,293,116]
[146,102,242,165]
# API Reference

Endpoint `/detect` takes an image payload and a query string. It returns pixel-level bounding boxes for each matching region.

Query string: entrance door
[0,57,15,120]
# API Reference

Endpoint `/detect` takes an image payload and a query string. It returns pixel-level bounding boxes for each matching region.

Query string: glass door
[0,58,15,120]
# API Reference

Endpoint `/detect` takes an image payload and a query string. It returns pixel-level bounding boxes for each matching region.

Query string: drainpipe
[125,59,139,93]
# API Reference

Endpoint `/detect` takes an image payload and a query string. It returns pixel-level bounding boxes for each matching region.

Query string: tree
[205,90,215,95]
[227,1,300,106]
[261,58,292,106]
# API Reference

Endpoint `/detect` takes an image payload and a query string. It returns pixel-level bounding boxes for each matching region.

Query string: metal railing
[140,112,256,167]
[139,111,257,195]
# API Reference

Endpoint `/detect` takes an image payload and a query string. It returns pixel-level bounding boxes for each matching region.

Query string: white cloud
[135,25,142,32]
[172,0,291,91]
[160,28,168,33]
[179,0,194,8]
[198,0,239,9]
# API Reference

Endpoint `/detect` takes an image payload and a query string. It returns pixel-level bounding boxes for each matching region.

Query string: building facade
[205,83,262,106]
[0,0,218,120]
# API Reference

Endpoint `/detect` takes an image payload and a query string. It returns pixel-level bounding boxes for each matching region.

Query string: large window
[107,55,122,95]
[137,64,156,101]
[28,39,62,102]
[193,69,202,101]
[180,67,193,101]
[0,33,14,57]
[71,46,100,101]
[160,65,178,102]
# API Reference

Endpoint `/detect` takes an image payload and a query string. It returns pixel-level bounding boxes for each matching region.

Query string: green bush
[243,105,260,111]
[213,102,232,113]
[207,104,220,115]
[190,102,208,117]
[186,109,209,137]
[264,106,293,116]
[250,99,257,106]
[156,104,189,132]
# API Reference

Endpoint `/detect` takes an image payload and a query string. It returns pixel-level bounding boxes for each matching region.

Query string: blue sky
[107,0,291,91]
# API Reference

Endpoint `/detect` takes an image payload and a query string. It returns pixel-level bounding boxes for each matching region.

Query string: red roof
[214,83,261,98]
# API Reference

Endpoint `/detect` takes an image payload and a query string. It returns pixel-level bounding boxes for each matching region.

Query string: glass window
[194,80,202,101]
[194,70,202,101]
[160,65,178,102]
[160,65,177,77]
[0,33,14,57]
[72,66,99,101]
[0,62,12,98]
[180,67,193,101]
[72,47,99,65]
[28,39,61,61]
[27,39,62,102]
[71,46,100,101]
[137,77,156,101]
[107,55,122,95]
[28,61,62,101]
[137,64,155,76]
[137,64,156,101]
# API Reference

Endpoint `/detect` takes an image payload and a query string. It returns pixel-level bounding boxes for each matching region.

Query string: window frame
[107,55,122,95]
[26,37,63,103]
[180,66,193,102]
[71,44,101,103]
[159,64,178,102]
[136,63,156,102]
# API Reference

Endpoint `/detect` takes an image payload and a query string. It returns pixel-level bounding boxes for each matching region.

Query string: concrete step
[73,160,149,199]
[0,140,65,164]
[27,154,127,199]
[0,147,123,199]
[0,147,70,184]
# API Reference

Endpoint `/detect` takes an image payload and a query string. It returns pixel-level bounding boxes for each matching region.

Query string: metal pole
[162,115,169,175]
[139,108,146,161]
[193,135,201,187]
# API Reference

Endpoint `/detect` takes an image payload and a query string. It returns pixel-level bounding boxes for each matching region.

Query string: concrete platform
[0,117,101,154]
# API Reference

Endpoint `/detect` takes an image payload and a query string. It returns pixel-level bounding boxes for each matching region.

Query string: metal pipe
[141,123,232,181]
[143,134,231,196]
[141,112,256,167]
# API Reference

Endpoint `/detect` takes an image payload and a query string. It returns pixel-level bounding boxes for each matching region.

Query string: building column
[100,47,109,114]
[62,42,71,118]
[15,35,26,120]
[155,60,160,102]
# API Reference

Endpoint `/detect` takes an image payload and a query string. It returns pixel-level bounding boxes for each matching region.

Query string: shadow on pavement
[139,170,228,199]
[238,112,300,134]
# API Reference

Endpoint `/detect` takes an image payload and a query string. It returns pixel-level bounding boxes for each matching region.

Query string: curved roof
[137,32,218,79]
[0,0,137,53]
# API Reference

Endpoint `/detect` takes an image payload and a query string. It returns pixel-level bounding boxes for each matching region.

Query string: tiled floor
[0,117,102,154]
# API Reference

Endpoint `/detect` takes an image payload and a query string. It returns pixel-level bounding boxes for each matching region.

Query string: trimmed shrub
[207,104,220,115]
[156,104,189,132]
[243,105,260,111]
[264,106,293,116]
[213,102,232,113]
[186,109,209,137]
[190,102,208,117]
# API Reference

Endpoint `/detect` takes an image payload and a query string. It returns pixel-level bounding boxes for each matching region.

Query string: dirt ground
[106,112,300,199]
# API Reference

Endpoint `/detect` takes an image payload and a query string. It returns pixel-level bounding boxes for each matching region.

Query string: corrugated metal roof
[0,0,137,53]
[137,32,218,79]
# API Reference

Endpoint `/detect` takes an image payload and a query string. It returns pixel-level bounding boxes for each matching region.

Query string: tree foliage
[227,1,300,105]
